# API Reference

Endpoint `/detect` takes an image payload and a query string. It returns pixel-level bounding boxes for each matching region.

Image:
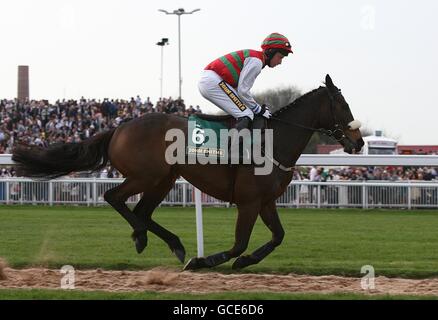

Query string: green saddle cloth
[186,115,261,162]
[186,115,229,159]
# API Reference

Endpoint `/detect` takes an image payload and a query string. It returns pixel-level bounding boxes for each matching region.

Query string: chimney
[17,65,29,102]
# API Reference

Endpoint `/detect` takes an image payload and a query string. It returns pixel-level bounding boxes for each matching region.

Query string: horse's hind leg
[104,178,148,253]
[184,203,259,270]
[232,201,284,269]
[132,175,186,263]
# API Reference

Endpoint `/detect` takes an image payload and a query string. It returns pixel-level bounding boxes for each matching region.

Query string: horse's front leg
[232,201,284,269]
[184,203,259,270]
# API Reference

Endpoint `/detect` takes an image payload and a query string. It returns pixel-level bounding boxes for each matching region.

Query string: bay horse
[11,74,364,270]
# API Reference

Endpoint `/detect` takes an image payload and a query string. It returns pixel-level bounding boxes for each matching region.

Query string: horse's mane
[272,86,325,116]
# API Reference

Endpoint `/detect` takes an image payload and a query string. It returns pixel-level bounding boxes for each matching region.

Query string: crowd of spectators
[0,96,203,178]
[0,96,202,150]
[293,166,438,182]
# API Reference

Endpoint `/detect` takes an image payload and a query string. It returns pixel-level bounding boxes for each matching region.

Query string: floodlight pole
[158,8,200,100]
[156,38,169,99]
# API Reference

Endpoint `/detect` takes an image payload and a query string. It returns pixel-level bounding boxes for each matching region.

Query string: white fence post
[194,188,204,257]
[183,182,187,207]
[49,181,53,206]
[317,184,321,208]
[362,181,367,209]
[5,179,10,204]
[295,184,300,208]
[86,182,91,207]
[93,178,97,206]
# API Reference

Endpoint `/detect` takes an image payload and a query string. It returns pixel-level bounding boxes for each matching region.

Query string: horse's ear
[325,74,338,94]
[325,74,334,88]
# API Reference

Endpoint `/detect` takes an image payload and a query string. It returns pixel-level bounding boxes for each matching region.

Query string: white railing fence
[1,177,437,209]
[3,153,438,209]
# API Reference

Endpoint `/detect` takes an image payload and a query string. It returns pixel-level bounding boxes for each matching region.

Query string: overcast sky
[1,0,437,144]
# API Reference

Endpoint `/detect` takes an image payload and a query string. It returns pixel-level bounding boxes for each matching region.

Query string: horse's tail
[12,128,116,180]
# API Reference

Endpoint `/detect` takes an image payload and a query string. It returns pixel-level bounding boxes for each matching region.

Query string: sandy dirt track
[1,265,438,296]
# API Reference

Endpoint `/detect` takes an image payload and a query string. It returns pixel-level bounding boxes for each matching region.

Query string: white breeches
[198,70,254,120]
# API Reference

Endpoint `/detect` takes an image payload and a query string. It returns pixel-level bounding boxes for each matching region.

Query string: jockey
[198,33,293,134]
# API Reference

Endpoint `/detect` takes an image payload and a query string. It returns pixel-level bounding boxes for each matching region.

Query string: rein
[269,116,343,140]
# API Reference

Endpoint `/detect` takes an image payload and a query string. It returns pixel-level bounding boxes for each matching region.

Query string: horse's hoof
[134,233,148,254]
[183,257,206,271]
[232,255,256,269]
[173,248,186,264]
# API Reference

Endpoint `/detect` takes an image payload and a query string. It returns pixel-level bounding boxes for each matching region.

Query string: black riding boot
[252,116,266,131]
[229,116,252,164]
[251,116,267,159]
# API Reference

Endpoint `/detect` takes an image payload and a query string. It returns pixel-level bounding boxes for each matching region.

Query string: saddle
[193,113,266,131]
[195,113,233,122]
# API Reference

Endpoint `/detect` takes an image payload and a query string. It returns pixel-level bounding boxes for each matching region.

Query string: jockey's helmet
[261,33,293,56]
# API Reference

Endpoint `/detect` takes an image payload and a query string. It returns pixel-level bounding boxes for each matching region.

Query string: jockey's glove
[259,104,272,119]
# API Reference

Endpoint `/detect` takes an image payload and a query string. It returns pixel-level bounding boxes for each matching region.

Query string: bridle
[270,87,362,144]
[324,88,358,146]
[265,87,360,172]
[270,87,353,143]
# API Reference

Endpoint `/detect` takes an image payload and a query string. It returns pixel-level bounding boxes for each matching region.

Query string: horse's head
[321,74,364,154]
